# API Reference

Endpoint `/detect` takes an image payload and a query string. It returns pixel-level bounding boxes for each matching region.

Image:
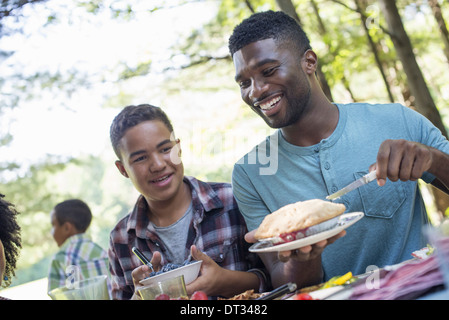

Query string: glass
[138,275,187,300]
[424,219,449,289]
[48,275,110,300]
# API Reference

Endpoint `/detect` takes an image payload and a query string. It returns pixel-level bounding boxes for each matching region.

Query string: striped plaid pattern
[47,233,109,292]
[108,176,263,300]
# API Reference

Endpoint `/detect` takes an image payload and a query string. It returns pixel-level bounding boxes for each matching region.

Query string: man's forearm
[428,147,449,194]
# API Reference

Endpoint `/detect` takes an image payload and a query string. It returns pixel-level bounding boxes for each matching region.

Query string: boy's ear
[115,160,129,178]
[176,138,182,157]
[170,138,182,165]
[62,221,77,236]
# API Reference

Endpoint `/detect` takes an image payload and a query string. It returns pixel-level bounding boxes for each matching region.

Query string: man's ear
[115,160,129,178]
[302,49,318,75]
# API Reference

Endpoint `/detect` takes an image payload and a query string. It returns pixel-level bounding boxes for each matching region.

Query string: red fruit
[155,293,170,300]
[190,291,208,300]
[293,293,313,300]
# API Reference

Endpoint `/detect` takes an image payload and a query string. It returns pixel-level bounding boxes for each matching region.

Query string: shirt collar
[184,176,224,213]
[60,233,88,250]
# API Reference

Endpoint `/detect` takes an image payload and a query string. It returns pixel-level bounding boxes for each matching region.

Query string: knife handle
[364,170,377,183]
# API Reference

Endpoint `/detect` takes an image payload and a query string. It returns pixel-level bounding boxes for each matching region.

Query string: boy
[108,104,267,299]
[47,199,109,292]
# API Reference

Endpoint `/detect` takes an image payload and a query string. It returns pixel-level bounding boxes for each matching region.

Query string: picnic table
[275,250,448,300]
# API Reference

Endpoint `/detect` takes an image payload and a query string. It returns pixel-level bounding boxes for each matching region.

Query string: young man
[228,10,449,288]
[108,104,267,300]
[48,199,109,292]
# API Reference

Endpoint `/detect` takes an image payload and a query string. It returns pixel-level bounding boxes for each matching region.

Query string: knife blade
[326,170,377,200]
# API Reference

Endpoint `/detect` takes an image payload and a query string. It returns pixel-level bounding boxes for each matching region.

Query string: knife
[326,170,377,200]
[255,282,297,300]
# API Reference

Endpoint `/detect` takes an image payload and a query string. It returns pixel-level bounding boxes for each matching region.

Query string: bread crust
[254,199,346,240]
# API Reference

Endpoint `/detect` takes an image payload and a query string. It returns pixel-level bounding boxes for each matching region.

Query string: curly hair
[228,10,311,57]
[110,104,174,160]
[0,194,22,288]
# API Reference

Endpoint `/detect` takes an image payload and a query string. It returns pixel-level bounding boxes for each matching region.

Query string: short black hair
[110,104,174,160]
[228,10,311,57]
[0,194,21,288]
[53,199,92,233]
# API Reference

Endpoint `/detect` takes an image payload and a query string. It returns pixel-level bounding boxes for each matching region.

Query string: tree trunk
[354,0,395,102]
[275,0,334,102]
[428,0,449,65]
[380,0,449,221]
[379,0,448,139]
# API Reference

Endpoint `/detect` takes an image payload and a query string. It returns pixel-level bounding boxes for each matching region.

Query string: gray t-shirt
[151,201,193,264]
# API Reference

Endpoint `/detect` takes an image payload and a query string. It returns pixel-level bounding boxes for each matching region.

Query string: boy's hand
[130,251,162,299]
[185,245,223,296]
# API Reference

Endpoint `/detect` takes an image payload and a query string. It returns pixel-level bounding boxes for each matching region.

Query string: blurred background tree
[1,0,448,288]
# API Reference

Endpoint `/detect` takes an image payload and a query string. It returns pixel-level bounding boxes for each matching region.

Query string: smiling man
[229,11,449,289]
[108,104,267,300]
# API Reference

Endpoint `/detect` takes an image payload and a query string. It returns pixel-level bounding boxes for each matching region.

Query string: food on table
[254,199,346,242]
[153,291,207,300]
[155,293,171,300]
[293,293,314,300]
[148,260,195,277]
[298,271,356,295]
[190,291,208,300]
[321,271,356,289]
[412,246,433,259]
[218,289,264,300]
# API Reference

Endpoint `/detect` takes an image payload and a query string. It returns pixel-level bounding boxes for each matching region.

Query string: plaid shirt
[47,233,109,292]
[108,176,266,300]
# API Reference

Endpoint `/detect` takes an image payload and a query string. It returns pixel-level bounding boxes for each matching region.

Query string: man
[48,199,109,292]
[228,10,449,288]
[108,104,267,300]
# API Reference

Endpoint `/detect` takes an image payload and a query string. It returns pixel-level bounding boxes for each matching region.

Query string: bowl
[139,260,202,286]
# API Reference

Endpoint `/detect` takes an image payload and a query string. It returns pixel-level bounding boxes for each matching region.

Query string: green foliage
[1,154,137,285]
[118,60,152,80]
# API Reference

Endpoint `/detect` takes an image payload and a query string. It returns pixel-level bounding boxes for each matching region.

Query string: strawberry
[293,293,314,300]
[190,291,208,300]
[155,293,170,300]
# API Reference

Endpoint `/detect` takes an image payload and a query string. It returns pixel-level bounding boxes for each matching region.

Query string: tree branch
[329,0,394,38]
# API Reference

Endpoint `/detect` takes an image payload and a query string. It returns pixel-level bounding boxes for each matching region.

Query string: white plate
[139,260,202,286]
[249,212,364,253]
